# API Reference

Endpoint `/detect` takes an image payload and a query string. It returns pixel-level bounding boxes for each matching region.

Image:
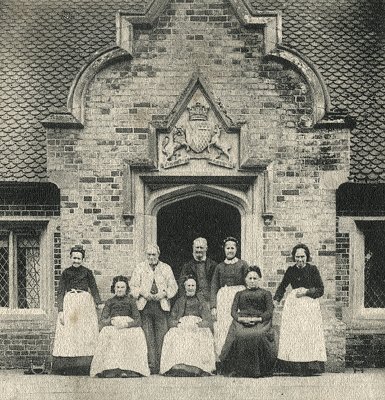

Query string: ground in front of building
[1,369,384,400]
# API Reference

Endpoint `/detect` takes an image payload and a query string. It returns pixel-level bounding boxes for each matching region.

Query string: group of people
[51,238,327,378]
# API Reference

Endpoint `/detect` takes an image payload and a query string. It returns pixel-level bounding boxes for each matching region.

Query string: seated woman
[90,275,150,378]
[160,275,216,377]
[220,266,276,378]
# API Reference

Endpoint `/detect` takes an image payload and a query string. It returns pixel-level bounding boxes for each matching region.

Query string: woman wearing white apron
[52,245,102,375]
[274,243,327,376]
[160,275,215,376]
[210,237,249,361]
[90,275,150,378]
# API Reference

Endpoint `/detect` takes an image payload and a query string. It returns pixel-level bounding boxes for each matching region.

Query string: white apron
[52,291,99,357]
[214,285,245,357]
[90,317,150,377]
[160,316,216,375]
[278,288,327,362]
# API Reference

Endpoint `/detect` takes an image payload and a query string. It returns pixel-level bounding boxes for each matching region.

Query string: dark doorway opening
[157,196,241,281]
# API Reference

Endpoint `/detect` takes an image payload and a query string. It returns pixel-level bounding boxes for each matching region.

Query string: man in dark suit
[178,237,217,303]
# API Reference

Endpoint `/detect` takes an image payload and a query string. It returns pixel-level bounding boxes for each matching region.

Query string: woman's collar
[115,294,128,299]
[224,257,239,265]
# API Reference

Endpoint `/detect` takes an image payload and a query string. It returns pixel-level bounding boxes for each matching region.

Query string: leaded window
[0,227,42,309]
[358,221,385,309]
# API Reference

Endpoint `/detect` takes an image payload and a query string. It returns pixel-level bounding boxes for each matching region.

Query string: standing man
[130,244,178,374]
[178,237,217,303]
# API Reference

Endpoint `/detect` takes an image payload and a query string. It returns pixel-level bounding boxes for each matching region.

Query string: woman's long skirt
[220,319,276,377]
[214,285,244,357]
[52,291,99,374]
[277,288,327,372]
[90,320,150,377]
[160,316,216,376]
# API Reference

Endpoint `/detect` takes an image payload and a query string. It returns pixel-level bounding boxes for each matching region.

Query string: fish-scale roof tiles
[250,0,385,182]
[0,0,146,181]
[0,0,384,182]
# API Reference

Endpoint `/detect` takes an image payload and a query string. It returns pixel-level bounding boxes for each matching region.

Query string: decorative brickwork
[346,334,385,368]
[1,0,383,182]
[46,0,332,274]
[336,229,350,309]
[42,0,351,372]
[0,329,52,369]
[1,0,384,370]
[54,231,61,299]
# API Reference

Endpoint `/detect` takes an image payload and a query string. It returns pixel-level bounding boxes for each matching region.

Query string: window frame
[340,217,385,331]
[0,217,56,321]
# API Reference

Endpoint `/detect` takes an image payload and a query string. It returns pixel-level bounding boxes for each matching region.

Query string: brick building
[0,0,384,370]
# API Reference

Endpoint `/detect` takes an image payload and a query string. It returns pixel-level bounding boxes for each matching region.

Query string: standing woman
[52,245,103,375]
[274,243,327,376]
[210,237,249,357]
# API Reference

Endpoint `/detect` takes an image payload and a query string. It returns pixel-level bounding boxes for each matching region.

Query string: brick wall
[346,334,385,368]
[48,0,314,281]
[336,220,350,311]
[0,184,59,368]
[54,231,62,299]
[0,330,52,369]
[265,126,349,372]
[336,185,385,368]
[335,221,385,368]
[266,127,349,306]
[46,0,351,370]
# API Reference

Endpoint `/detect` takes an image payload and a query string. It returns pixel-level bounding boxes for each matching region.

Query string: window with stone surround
[0,223,47,311]
[339,217,385,324]
[358,221,385,309]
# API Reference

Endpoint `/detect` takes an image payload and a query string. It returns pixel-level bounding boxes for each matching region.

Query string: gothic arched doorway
[157,196,241,281]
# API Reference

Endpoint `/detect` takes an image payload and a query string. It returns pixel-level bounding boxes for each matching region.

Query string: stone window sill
[0,308,50,321]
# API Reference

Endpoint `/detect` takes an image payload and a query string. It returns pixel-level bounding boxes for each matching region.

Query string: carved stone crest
[161,126,190,162]
[158,81,238,170]
[186,102,211,153]
[208,125,231,162]
[161,120,234,169]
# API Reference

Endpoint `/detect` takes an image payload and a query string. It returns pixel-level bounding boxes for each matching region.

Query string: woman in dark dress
[90,275,150,378]
[220,266,276,377]
[210,237,249,357]
[52,245,102,375]
[274,243,327,376]
[160,275,216,376]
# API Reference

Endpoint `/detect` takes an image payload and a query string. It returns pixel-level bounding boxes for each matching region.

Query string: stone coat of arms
[161,101,233,168]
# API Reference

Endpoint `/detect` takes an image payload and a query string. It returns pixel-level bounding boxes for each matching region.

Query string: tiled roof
[0,0,146,181]
[250,0,385,182]
[0,0,384,182]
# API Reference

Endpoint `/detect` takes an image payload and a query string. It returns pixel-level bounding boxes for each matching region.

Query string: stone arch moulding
[44,0,335,131]
[54,0,282,129]
[128,171,265,268]
[67,45,132,124]
[42,45,132,128]
[266,45,331,125]
[148,184,248,217]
